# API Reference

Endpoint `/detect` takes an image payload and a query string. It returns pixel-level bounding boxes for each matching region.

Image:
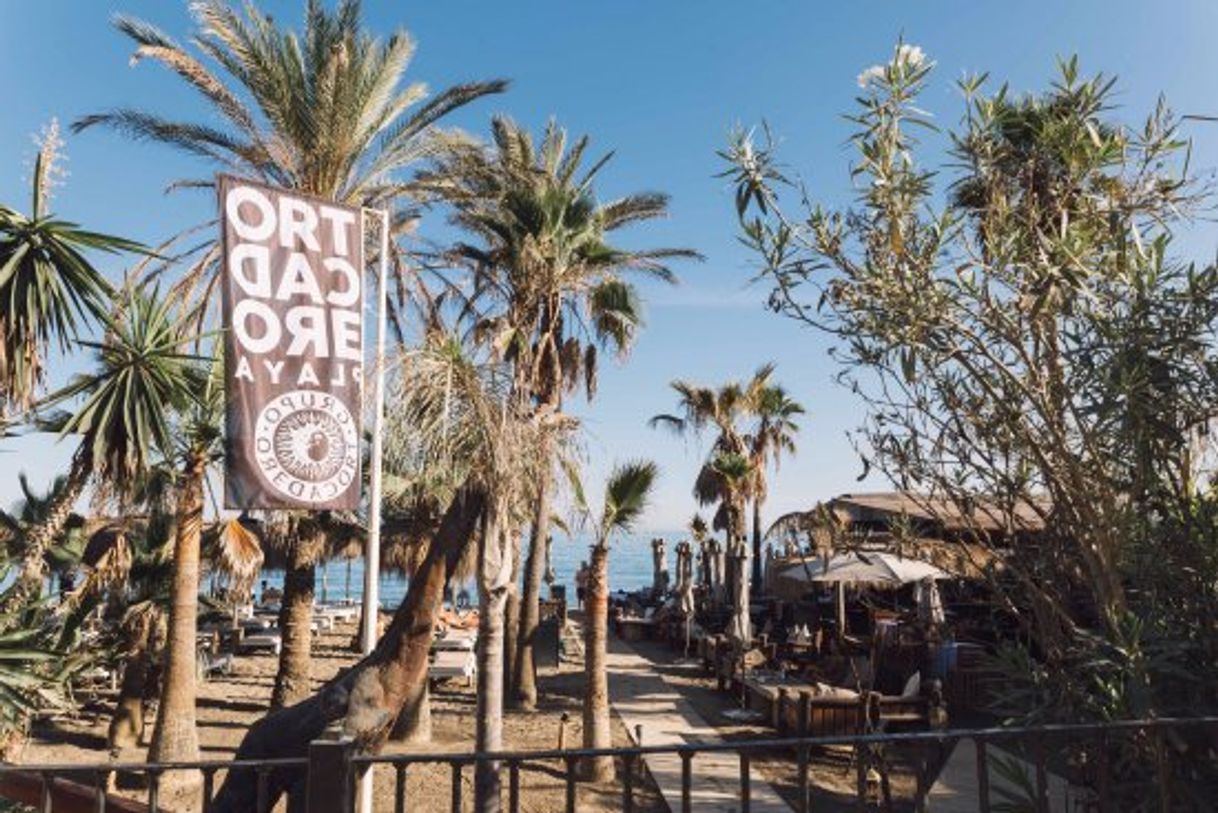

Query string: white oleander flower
[857,65,886,89]
[896,44,927,69]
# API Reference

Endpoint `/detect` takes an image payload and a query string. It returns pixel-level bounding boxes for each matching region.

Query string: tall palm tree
[746,384,803,590]
[575,460,658,781]
[2,290,201,615]
[74,0,508,327]
[424,116,698,709]
[143,331,220,771]
[650,365,774,537]
[0,120,140,411]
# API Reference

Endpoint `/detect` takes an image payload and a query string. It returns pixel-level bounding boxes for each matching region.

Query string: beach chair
[429,649,476,686]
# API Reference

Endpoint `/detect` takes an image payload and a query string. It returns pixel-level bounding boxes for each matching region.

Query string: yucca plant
[0,120,142,411]
[1,288,202,615]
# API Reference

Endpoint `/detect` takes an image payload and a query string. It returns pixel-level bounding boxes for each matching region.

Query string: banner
[219,175,364,509]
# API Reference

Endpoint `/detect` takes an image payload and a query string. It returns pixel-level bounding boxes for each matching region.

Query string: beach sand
[20,619,665,813]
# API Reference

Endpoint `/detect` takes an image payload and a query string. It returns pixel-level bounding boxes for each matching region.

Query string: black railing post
[394,764,407,813]
[680,751,692,813]
[508,760,520,813]
[975,737,990,813]
[306,736,356,813]
[623,753,635,813]
[564,755,577,813]
[451,761,462,813]
[739,751,751,813]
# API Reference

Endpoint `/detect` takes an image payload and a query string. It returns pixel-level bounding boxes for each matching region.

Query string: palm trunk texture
[513,458,553,710]
[271,538,318,710]
[581,542,613,781]
[210,486,485,813]
[148,454,205,768]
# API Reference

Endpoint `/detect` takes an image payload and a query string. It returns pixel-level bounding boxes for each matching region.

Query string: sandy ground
[20,619,664,813]
[19,619,939,813]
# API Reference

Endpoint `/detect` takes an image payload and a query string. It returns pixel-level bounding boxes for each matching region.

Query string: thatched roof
[831,492,1047,535]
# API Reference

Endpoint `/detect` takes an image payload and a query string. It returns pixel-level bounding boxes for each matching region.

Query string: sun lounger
[429,649,476,685]
[318,603,359,622]
[433,628,477,651]
[239,629,282,655]
[199,650,234,679]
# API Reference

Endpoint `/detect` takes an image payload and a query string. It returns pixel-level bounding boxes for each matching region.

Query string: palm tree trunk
[502,535,521,704]
[108,645,154,750]
[751,496,764,595]
[271,538,317,710]
[513,456,553,710]
[475,511,512,813]
[581,541,613,781]
[389,675,431,743]
[1,454,89,613]
[148,453,205,766]
[211,485,486,812]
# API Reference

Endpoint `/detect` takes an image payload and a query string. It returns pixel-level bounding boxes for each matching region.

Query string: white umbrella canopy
[776,550,948,589]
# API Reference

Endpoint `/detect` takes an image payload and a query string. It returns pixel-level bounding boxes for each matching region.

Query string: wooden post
[307,737,356,813]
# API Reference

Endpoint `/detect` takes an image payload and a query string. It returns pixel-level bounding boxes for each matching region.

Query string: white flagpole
[359,207,389,813]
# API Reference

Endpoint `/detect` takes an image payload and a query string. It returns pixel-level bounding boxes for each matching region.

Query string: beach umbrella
[726,541,751,646]
[651,537,670,599]
[704,538,725,603]
[915,577,945,625]
[675,541,696,654]
[775,550,948,589]
[776,550,947,636]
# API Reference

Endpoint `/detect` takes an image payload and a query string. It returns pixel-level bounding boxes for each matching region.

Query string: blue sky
[4,1,1218,530]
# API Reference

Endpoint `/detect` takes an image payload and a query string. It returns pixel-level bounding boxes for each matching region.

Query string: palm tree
[423,116,698,709]
[651,366,798,592]
[263,511,360,710]
[74,0,507,328]
[574,460,658,781]
[746,385,803,591]
[2,290,201,615]
[0,120,140,411]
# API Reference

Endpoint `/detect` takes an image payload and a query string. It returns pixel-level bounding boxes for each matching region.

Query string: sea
[252,530,684,608]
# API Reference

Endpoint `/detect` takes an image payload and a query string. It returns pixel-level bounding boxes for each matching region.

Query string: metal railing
[338,717,1218,813]
[3,717,1215,812]
[0,754,306,813]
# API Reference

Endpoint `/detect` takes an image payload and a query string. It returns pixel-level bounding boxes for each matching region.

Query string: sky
[4,0,1218,532]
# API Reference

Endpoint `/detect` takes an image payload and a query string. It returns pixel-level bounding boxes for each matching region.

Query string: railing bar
[202,767,215,813]
[1098,729,1111,813]
[797,745,810,813]
[148,770,160,813]
[450,761,462,813]
[40,771,52,813]
[623,753,635,813]
[95,769,107,813]
[975,737,991,813]
[256,766,270,813]
[1034,737,1048,813]
[395,763,407,813]
[508,760,520,813]
[740,752,751,813]
[564,755,577,813]
[855,741,867,811]
[681,752,692,813]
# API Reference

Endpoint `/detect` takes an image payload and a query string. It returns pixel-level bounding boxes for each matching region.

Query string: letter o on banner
[226,186,277,242]
[232,299,282,354]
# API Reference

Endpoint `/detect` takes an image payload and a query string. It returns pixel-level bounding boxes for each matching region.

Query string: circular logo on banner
[254,390,359,504]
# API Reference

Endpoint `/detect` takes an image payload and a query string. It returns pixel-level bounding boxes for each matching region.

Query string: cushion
[901,671,922,699]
